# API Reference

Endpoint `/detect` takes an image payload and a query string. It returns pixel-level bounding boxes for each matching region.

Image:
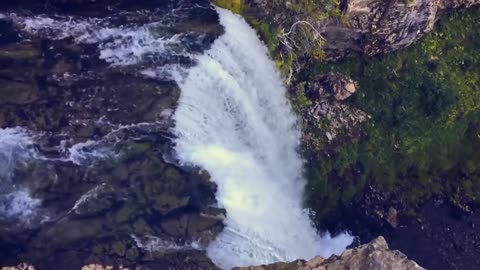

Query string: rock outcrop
[323,0,480,59]
[233,237,425,270]
[296,72,368,156]
[242,0,479,60]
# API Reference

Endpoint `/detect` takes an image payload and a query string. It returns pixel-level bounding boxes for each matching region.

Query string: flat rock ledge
[233,237,425,270]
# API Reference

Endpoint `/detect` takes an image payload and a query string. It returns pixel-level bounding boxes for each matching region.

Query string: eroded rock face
[323,0,480,59]
[233,237,425,270]
[244,0,479,60]
[296,72,368,157]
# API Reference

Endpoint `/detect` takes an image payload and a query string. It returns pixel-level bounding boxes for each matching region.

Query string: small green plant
[292,82,312,111]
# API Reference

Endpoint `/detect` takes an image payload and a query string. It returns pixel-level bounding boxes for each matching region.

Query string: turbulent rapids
[173,8,352,269]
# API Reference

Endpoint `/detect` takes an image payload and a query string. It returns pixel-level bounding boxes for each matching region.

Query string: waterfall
[3,5,352,268]
[173,8,353,269]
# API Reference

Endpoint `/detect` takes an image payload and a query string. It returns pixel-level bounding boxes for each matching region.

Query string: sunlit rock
[233,237,425,270]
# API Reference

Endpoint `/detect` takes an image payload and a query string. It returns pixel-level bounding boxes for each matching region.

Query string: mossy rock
[129,142,152,154]
[152,194,190,216]
[113,204,139,224]
[31,218,107,248]
[111,241,127,257]
[0,79,38,105]
[132,218,155,235]
[160,215,188,238]
[187,214,224,244]
[125,247,140,261]
[51,60,74,76]
[0,44,40,59]
[211,0,244,13]
[111,165,129,182]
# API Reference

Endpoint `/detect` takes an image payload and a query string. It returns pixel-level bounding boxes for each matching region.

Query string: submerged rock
[233,237,425,270]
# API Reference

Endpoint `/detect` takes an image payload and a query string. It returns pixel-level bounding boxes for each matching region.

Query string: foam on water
[0,127,35,178]
[0,128,43,224]
[7,14,184,66]
[0,127,110,223]
[173,8,353,269]
[131,235,202,252]
[0,189,42,222]
[65,140,112,165]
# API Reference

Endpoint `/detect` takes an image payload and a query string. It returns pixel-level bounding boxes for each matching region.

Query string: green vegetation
[212,0,244,14]
[247,17,279,55]
[271,0,343,20]
[305,7,480,223]
[292,82,313,111]
[211,0,342,77]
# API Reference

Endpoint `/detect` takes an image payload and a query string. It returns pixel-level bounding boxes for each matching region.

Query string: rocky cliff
[233,237,424,270]
[323,0,480,59]
[238,0,479,61]
[215,2,480,270]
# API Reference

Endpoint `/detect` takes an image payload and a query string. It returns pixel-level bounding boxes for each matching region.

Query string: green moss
[212,0,244,13]
[111,241,126,257]
[292,82,312,111]
[114,204,137,223]
[274,0,341,18]
[306,7,480,222]
[247,17,279,55]
[129,142,151,154]
[214,0,341,77]
[152,194,190,215]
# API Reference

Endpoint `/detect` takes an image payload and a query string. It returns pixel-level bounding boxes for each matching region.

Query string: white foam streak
[0,127,34,179]
[173,8,352,269]
[0,190,41,222]
[0,128,44,224]
[8,14,183,66]
[71,184,105,213]
[131,235,202,252]
[66,140,112,165]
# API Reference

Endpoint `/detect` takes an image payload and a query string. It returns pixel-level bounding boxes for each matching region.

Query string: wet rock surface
[233,236,424,270]
[0,1,224,269]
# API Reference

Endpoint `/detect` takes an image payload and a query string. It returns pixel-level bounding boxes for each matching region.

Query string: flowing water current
[0,6,352,269]
[172,8,352,269]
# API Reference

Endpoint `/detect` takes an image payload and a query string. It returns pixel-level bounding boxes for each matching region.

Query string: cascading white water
[173,8,353,269]
[3,6,353,267]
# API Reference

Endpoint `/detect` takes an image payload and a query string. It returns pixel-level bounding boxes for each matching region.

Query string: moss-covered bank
[305,7,480,225]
